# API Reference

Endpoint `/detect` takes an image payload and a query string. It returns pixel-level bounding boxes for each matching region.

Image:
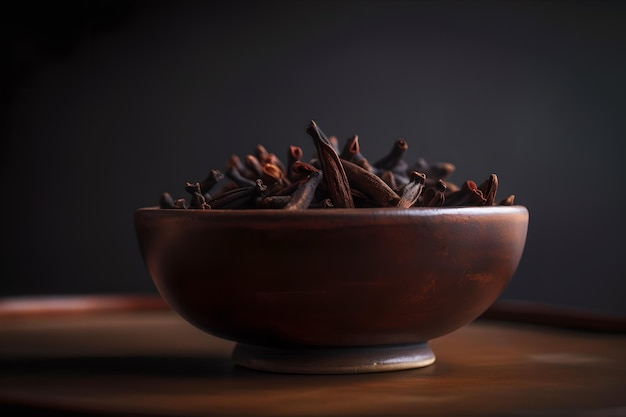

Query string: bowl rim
[135,205,528,218]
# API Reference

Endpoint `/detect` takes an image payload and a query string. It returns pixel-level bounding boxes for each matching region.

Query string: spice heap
[159,120,515,210]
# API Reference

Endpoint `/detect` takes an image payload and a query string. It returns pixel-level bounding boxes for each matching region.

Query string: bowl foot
[232,342,435,374]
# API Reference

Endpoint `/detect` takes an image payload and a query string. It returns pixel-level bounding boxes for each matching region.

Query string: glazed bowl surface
[135,206,528,373]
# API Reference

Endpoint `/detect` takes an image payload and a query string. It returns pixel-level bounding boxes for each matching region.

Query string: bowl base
[232,342,435,374]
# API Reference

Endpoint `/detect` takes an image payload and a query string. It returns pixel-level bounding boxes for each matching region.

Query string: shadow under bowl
[135,206,528,374]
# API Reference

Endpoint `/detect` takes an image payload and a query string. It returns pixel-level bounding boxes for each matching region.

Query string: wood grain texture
[1,303,624,416]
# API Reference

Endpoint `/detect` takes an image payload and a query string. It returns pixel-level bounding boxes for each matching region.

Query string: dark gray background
[3,0,625,315]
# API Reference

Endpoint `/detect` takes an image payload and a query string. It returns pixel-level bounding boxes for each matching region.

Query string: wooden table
[1,296,625,416]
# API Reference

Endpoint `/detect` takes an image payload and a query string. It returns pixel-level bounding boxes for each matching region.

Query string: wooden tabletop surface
[0,296,625,417]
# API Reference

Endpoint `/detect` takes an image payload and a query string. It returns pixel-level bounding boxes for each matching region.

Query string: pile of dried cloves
[159,120,515,210]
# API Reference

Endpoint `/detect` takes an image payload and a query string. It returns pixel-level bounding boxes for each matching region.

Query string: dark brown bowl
[135,206,528,373]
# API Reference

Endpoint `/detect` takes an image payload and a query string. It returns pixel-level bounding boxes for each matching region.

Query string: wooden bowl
[134,206,528,374]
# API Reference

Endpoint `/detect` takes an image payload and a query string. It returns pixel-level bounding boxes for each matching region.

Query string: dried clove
[307,120,354,208]
[256,195,292,209]
[205,179,268,209]
[159,192,176,209]
[261,162,288,187]
[373,139,409,172]
[244,154,264,179]
[339,135,360,161]
[397,171,426,208]
[499,194,515,206]
[156,120,518,210]
[380,170,398,191]
[444,180,486,207]
[284,171,324,210]
[341,159,401,207]
[353,151,375,174]
[477,174,498,206]
[185,182,209,209]
[421,179,447,207]
[265,153,287,175]
[414,158,455,184]
[227,155,254,180]
[255,144,270,163]
[287,145,304,180]
[173,198,187,209]
[226,165,257,188]
[199,169,224,196]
